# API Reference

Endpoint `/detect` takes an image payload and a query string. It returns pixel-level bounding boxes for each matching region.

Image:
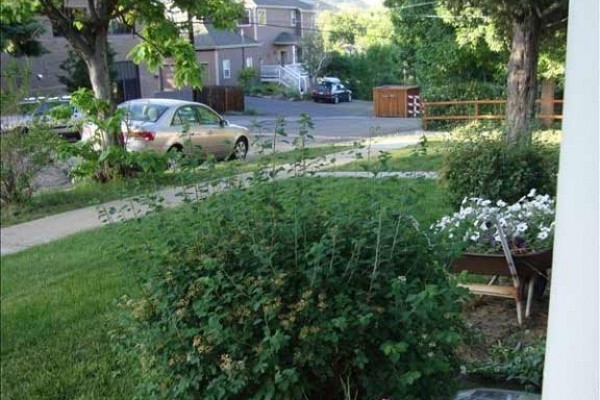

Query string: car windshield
[32,101,70,116]
[120,103,169,123]
[316,83,333,91]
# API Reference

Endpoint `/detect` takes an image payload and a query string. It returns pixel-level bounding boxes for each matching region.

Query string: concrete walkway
[1,134,439,256]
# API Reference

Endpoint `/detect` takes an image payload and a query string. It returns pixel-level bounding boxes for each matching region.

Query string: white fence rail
[260,64,309,94]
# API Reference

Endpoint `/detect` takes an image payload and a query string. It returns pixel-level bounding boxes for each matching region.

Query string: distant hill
[310,0,385,11]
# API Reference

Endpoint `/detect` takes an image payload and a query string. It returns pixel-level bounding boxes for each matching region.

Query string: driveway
[226,97,422,142]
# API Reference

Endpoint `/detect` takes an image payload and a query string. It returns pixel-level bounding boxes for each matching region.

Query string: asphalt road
[226,96,422,142]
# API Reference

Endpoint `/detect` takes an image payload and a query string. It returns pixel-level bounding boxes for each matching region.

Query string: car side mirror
[220,119,229,127]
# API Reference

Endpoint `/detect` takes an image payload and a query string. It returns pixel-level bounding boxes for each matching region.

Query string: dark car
[311,77,352,104]
[0,96,83,142]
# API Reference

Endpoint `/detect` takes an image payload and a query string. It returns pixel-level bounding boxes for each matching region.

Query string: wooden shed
[373,85,420,117]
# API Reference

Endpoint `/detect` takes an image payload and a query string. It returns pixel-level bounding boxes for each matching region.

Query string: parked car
[81,98,250,160]
[311,77,352,104]
[0,96,83,142]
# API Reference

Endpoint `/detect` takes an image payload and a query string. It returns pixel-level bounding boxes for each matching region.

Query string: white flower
[516,222,528,232]
[398,275,407,283]
[470,232,480,241]
[496,200,507,207]
[537,231,549,240]
[528,189,537,198]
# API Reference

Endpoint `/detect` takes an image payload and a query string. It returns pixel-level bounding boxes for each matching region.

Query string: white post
[292,45,297,65]
[542,0,599,398]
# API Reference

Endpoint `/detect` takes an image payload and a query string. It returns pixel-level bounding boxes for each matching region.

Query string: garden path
[1,134,439,256]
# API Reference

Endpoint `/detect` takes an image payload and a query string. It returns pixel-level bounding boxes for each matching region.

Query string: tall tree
[3,0,244,105]
[440,0,568,141]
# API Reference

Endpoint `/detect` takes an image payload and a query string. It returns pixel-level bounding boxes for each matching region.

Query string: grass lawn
[0,177,450,400]
[330,140,445,172]
[0,145,351,227]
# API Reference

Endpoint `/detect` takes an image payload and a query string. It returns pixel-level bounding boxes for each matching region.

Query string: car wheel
[348,93,352,102]
[334,95,339,104]
[167,145,183,169]
[230,138,248,160]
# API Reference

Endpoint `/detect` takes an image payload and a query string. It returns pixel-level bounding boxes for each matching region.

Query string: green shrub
[237,67,257,94]
[1,127,60,206]
[441,125,559,205]
[470,339,546,391]
[118,179,467,400]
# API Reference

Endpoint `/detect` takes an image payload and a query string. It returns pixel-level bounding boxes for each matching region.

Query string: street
[226,96,422,143]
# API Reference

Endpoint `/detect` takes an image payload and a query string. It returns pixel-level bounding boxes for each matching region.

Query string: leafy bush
[441,125,559,206]
[1,127,60,206]
[118,179,467,400]
[237,67,257,94]
[470,339,546,391]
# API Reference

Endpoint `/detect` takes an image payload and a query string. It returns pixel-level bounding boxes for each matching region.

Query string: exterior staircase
[260,63,309,93]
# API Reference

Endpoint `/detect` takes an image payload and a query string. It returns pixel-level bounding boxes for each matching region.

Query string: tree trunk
[83,33,112,104]
[505,12,541,143]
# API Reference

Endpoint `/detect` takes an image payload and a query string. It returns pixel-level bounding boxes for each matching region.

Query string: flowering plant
[432,190,555,254]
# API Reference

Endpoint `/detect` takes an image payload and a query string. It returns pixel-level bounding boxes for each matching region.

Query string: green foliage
[319,7,395,52]
[301,32,331,80]
[57,88,170,182]
[58,46,117,93]
[118,179,467,399]
[324,44,403,100]
[0,19,47,57]
[441,125,559,205]
[422,81,507,130]
[237,67,257,94]
[0,127,60,205]
[470,339,546,390]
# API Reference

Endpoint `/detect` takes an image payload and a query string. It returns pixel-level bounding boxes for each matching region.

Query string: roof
[193,24,261,50]
[273,31,299,45]
[251,0,316,10]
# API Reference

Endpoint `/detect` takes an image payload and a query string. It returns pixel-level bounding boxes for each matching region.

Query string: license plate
[319,92,323,95]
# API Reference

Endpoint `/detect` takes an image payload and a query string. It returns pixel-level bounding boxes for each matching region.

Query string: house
[0,17,157,103]
[0,0,319,101]
[239,0,318,91]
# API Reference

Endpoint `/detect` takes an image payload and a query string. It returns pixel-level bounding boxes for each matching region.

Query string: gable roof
[194,25,261,50]
[273,31,299,45]
[251,0,316,10]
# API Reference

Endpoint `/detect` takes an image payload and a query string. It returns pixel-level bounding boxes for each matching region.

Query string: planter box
[452,249,553,280]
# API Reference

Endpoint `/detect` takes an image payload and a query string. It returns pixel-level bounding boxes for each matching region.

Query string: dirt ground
[459,293,549,364]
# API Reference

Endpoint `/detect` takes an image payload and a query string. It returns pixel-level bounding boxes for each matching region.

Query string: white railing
[260,64,309,94]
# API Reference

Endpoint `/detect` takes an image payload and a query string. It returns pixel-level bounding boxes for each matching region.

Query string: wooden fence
[194,85,245,114]
[421,99,563,129]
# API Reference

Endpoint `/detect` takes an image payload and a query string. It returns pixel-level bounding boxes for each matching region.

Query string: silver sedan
[83,98,250,160]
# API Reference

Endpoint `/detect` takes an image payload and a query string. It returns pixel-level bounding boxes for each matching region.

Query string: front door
[280,50,288,66]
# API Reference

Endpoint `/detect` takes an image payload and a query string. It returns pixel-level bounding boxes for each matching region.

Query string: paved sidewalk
[1,134,438,256]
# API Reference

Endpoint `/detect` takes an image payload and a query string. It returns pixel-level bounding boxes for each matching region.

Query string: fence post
[422,101,427,130]
[474,99,479,122]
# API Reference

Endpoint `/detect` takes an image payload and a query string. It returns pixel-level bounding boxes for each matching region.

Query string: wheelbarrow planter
[452,248,553,325]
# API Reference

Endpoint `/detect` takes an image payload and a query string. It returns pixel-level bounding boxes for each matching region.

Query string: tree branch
[87,0,101,23]
[541,1,566,18]
[39,0,92,55]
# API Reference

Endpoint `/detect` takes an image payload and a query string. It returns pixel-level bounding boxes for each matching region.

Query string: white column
[292,45,296,65]
[542,0,599,398]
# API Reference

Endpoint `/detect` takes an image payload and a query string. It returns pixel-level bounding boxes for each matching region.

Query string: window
[222,59,231,79]
[172,106,199,126]
[237,9,251,26]
[290,11,296,27]
[108,19,134,35]
[195,106,221,125]
[257,9,266,26]
[245,57,253,68]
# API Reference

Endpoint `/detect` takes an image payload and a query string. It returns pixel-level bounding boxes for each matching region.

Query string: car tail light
[131,130,155,141]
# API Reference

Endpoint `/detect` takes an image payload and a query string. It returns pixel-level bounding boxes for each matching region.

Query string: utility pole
[188,13,201,101]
